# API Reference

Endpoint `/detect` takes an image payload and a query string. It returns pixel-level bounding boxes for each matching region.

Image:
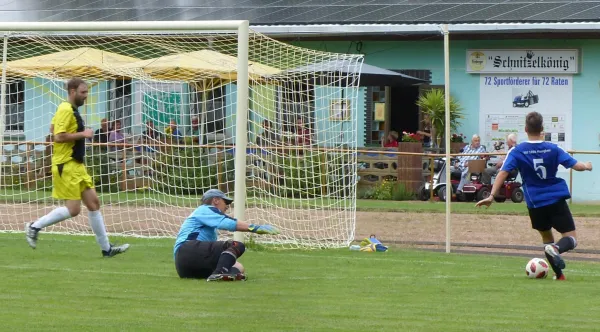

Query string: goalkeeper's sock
[213,252,236,274]
[88,210,111,252]
[31,207,71,229]
[213,241,246,274]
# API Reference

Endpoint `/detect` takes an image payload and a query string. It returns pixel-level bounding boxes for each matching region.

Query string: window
[201,86,226,134]
[108,78,132,132]
[4,80,24,132]
[277,82,314,133]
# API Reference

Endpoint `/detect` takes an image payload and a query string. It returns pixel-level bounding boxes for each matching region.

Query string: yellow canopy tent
[5,47,141,79]
[116,49,282,145]
[116,49,281,83]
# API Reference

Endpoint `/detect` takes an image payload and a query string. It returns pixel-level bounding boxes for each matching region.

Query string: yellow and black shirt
[51,101,86,165]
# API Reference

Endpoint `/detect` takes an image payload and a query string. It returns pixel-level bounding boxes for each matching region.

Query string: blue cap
[202,189,233,204]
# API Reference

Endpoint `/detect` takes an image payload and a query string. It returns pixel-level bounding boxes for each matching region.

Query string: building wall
[24,78,108,142]
[22,79,203,141]
[227,84,365,148]
[292,38,600,202]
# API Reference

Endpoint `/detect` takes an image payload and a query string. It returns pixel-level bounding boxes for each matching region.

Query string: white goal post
[0,21,363,248]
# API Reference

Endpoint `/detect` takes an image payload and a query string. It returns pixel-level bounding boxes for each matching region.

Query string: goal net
[0,22,363,248]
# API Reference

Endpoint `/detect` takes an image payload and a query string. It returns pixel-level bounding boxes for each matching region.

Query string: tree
[415,88,464,147]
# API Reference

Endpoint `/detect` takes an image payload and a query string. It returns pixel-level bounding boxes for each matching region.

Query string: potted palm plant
[415,88,464,149]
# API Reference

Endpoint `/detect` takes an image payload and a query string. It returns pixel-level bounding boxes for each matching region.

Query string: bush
[86,152,119,193]
[363,180,416,201]
[85,146,231,195]
[276,151,324,198]
[357,186,374,199]
[391,182,415,201]
[0,165,23,190]
[156,147,227,195]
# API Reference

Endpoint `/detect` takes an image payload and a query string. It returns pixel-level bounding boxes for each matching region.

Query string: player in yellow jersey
[25,78,130,257]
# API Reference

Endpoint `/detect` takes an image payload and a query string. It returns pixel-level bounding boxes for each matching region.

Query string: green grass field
[2,233,600,331]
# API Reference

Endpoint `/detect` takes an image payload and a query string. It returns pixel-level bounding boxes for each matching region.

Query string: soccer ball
[525,258,549,279]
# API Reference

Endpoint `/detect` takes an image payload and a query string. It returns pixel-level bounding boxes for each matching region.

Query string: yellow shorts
[52,160,94,200]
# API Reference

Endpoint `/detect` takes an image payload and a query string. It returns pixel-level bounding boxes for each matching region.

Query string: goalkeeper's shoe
[207,272,247,282]
[25,222,40,249]
[102,243,130,257]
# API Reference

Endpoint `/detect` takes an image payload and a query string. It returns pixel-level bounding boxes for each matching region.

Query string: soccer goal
[0,21,364,248]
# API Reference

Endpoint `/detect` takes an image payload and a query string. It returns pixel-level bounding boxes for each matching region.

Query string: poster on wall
[478,74,573,154]
[133,81,185,131]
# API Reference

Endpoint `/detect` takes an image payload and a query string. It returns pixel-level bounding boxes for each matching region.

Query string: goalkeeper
[174,189,280,282]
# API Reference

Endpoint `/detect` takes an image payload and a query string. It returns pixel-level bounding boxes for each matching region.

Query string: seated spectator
[94,118,109,144]
[381,131,399,148]
[108,119,125,151]
[295,118,313,146]
[452,134,487,193]
[481,133,517,185]
[142,120,161,142]
[256,120,279,147]
[188,116,200,143]
[165,119,183,144]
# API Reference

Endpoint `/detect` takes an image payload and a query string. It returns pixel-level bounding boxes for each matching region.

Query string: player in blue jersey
[174,189,280,282]
[476,112,592,280]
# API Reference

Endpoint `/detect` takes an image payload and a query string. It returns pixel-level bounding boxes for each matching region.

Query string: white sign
[133,81,185,131]
[479,74,573,170]
[467,49,579,74]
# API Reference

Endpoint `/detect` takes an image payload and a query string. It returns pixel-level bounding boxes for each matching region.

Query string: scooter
[467,141,524,203]
[417,142,524,203]
[417,156,470,202]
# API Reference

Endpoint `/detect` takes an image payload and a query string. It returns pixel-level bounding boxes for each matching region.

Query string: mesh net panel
[0,29,363,248]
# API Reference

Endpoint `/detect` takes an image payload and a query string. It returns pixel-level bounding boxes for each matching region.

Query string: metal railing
[1,141,597,202]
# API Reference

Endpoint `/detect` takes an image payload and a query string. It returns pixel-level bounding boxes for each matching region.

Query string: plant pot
[451,142,467,153]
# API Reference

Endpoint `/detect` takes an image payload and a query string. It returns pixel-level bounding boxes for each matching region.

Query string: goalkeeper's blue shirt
[501,140,577,209]
[173,205,238,257]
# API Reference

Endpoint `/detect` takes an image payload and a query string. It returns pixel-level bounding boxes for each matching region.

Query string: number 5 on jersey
[534,158,547,179]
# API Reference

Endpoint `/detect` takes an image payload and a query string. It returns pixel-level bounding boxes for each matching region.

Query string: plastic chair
[3,144,15,154]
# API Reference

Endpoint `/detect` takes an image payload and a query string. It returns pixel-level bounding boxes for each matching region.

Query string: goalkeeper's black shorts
[175,240,234,279]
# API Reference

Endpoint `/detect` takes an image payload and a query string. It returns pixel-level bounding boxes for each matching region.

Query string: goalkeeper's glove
[248,224,280,235]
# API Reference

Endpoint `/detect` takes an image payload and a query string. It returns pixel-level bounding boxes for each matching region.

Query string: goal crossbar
[0,21,248,32]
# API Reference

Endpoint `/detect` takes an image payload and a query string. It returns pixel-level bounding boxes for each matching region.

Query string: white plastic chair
[33,145,46,153]
[10,155,23,164]
[3,144,15,154]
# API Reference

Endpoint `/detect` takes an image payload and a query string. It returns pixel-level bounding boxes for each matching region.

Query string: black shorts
[528,199,575,233]
[175,240,233,279]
